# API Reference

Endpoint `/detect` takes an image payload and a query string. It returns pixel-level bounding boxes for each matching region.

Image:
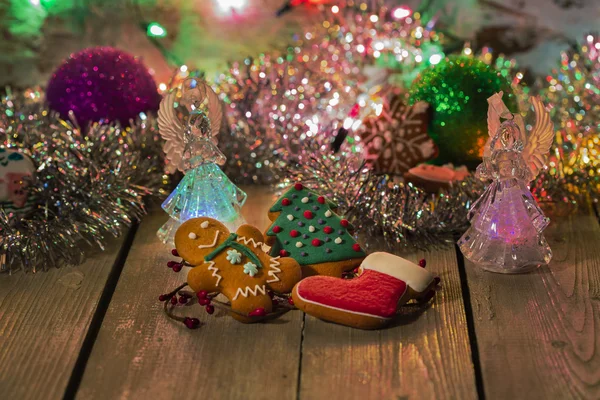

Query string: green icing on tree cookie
[266,183,365,266]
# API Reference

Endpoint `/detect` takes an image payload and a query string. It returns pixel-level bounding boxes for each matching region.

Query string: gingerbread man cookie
[175,217,302,323]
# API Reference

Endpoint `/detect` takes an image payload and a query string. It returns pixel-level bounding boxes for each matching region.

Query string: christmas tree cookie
[265,183,366,277]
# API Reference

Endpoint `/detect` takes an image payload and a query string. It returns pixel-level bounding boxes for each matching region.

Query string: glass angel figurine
[156,79,247,244]
[458,92,555,273]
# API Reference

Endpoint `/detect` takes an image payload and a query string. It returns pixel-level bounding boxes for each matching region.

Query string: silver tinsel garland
[0,90,165,273]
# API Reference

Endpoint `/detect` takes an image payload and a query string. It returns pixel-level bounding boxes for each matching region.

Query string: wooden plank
[76,187,304,400]
[465,203,600,399]
[0,235,131,400]
[299,242,479,400]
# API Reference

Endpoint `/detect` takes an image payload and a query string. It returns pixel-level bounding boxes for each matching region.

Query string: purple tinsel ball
[46,47,161,127]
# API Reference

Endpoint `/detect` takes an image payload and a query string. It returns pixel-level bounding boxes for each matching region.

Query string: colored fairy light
[429,54,443,65]
[216,0,247,13]
[392,6,412,19]
[147,22,167,38]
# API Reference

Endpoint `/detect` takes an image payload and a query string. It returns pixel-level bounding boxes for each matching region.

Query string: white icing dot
[324,210,332,217]
[334,237,342,244]
[296,241,303,248]
[301,197,309,203]
[188,232,197,239]
[308,226,315,232]
[287,214,294,221]
[200,221,209,229]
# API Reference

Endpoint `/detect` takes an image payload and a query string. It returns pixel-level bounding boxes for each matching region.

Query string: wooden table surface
[1,186,599,400]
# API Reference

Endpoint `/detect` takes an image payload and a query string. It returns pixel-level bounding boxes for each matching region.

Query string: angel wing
[522,96,554,179]
[157,91,186,173]
[181,79,223,138]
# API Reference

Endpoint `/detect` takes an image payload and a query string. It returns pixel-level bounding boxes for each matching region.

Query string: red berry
[303,210,313,219]
[197,290,208,299]
[279,249,289,257]
[311,238,322,247]
[167,261,176,269]
[178,296,188,304]
[287,297,294,306]
[170,297,177,305]
[419,259,427,268]
[184,317,200,329]
[199,298,211,306]
[205,305,215,315]
[294,183,303,190]
[341,219,349,227]
[171,249,179,257]
[352,243,361,252]
[323,226,333,234]
[317,196,325,204]
[272,226,282,233]
[249,307,267,317]
[282,198,291,206]
[172,264,182,272]
[158,294,167,302]
[290,229,300,238]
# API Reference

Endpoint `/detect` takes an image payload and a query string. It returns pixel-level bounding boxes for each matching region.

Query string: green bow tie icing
[204,233,263,270]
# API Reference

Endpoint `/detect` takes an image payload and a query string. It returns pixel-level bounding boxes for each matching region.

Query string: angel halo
[156,78,247,244]
[458,92,555,273]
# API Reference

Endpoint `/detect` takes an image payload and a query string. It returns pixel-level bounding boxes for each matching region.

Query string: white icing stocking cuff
[360,252,434,293]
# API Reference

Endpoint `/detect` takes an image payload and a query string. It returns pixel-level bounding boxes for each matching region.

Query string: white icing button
[324,210,332,217]
[308,226,315,232]
[200,221,209,229]
[188,232,197,239]
[287,214,294,221]
[301,197,309,203]
[334,237,342,244]
[296,241,303,248]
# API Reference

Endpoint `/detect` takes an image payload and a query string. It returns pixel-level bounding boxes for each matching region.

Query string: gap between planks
[463,201,600,399]
[0,227,135,400]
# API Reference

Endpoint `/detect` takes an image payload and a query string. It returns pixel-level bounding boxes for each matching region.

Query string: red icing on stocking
[294,269,408,318]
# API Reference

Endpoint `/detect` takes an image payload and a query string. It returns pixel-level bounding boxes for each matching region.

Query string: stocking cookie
[265,183,366,277]
[175,217,302,323]
[292,252,440,329]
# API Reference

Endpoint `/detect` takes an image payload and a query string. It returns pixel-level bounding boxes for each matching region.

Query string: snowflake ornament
[359,96,436,175]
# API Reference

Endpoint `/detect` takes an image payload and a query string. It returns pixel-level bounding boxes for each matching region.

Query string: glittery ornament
[409,56,516,167]
[359,95,436,175]
[46,47,161,127]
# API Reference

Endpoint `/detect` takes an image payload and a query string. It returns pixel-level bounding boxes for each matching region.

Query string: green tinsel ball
[409,56,516,167]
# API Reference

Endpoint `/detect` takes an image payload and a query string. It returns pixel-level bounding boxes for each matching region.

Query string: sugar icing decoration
[335,237,342,244]
[272,226,282,233]
[200,221,209,229]
[226,249,242,264]
[243,262,259,277]
[266,184,366,266]
[188,232,197,239]
[287,214,294,221]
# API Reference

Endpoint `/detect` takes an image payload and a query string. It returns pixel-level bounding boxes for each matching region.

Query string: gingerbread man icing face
[175,217,302,322]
